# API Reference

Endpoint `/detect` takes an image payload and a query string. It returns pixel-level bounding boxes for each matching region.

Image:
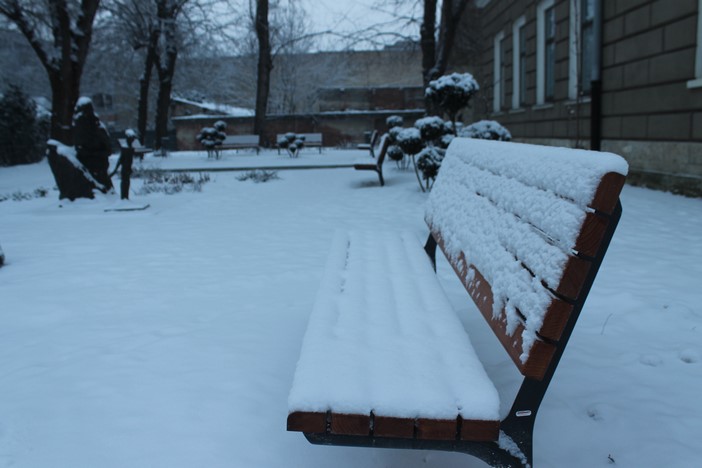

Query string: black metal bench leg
[378,169,385,186]
[304,433,528,467]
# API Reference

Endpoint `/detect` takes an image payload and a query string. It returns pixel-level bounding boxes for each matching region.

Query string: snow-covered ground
[0,150,700,468]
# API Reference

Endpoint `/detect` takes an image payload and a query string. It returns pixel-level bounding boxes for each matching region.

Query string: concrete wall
[473,0,702,196]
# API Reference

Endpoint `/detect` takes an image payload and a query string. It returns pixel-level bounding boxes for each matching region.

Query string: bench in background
[277,133,322,154]
[353,134,389,186]
[217,134,260,157]
[357,130,379,158]
[117,138,151,161]
[287,138,628,467]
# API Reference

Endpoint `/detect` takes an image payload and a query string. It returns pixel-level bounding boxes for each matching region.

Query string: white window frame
[512,16,527,109]
[688,0,702,89]
[536,0,556,105]
[493,30,505,113]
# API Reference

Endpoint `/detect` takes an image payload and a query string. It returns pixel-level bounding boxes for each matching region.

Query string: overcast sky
[299,0,420,50]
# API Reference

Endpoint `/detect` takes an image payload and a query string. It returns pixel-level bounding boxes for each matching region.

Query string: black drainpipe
[590,0,604,151]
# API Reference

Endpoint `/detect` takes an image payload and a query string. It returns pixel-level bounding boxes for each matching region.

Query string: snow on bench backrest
[425,138,628,380]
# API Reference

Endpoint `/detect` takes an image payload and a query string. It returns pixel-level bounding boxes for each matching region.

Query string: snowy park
[0,148,701,467]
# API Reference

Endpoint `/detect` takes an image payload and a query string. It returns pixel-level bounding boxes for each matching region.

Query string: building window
[569,0,595,98]
[501,35,509,109]
[493,31,505,113]
[537,0,557,105]
[512,16,527,108]
[688,0,702,88]
[545,7,556,100]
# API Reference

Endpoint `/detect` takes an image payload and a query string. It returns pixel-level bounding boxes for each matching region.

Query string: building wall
[473,0,702,196]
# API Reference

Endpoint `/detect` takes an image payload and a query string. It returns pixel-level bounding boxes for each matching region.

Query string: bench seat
[288,230,500,440]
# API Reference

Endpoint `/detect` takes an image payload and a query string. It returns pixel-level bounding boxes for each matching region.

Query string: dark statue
[46,97,114,200]
[73,98,113,191]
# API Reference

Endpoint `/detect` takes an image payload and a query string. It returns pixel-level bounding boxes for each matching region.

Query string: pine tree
[0,84,44,166]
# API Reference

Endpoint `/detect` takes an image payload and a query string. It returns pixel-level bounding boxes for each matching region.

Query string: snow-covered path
[0,155,700,467]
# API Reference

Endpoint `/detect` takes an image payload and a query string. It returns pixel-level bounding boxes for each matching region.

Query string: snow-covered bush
[0,84,47,166]
[197,125,226,158]
[438,133,455,149]
[459,120,512,141]
[397,127,432,192]
[386,115,404,129]
[416,146,445,190]
[396,127,423,156]
[278,133,305,158]
[415,116,445,142]
[213,120,227,133]
[386,145,404,163]
[425,72,479,134]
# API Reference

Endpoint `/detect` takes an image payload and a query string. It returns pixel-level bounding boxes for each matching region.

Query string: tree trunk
[153,0,180,150]
[420,0,437,88]
[254,0,273,137]
[49,73,78,145]
[154,60,175,149]
[137,28,159,142]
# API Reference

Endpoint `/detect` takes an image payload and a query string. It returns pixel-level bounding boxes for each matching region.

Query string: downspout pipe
[590,0,603,151]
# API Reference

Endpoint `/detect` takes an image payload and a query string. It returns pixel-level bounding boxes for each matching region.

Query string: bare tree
[253,0,272,136]
[360,0,472,112]
[103,0,220,144]
[103,1,159,139]
[0,0,102,144]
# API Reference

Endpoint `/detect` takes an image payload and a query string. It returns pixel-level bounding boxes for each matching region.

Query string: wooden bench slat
[574,212,612,258]
[591,172,627,214]
[331,413,371,436]
[287,411,327,433]
[416,418,459,440]
[373,415,415,438]
[288,411,500,442]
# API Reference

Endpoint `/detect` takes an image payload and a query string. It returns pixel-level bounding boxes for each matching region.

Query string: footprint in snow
[679,349,699,364]
[639,354,663,367]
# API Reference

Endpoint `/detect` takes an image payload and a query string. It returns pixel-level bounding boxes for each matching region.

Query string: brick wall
[172,110,426,151]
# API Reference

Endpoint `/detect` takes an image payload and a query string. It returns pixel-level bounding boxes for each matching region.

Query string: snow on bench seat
[288,230,500,440]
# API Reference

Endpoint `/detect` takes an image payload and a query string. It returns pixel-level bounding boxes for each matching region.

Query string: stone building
[468,0,702,196]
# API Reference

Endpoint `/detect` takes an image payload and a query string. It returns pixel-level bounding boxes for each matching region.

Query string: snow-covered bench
[277,133,323,154]
[353,133,389,186]
[218,134,260,155]
[287,138,628,467]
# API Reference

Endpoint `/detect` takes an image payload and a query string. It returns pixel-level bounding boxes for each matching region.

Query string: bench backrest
[425,138,627,380]
[375,134,390,167]
[222,134,259,145]
[298,133,322,145]
[118,138,146,150]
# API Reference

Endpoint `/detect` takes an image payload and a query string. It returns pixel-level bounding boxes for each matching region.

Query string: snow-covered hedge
[386,115,404,129]
[414,116,445,142]
[459,120,512,141]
